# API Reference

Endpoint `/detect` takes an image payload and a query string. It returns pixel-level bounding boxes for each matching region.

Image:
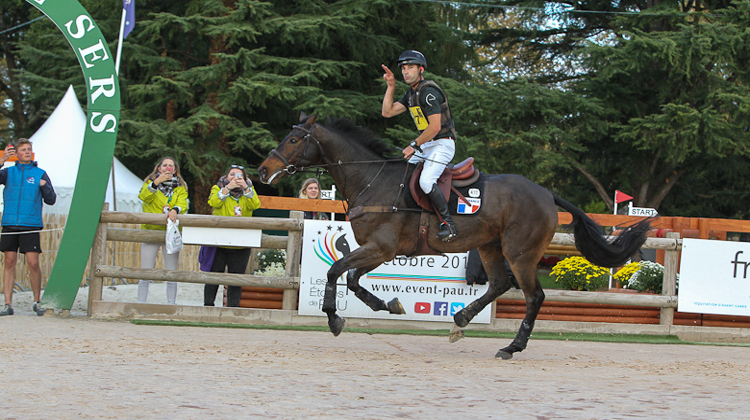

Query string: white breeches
[408,138,456,193]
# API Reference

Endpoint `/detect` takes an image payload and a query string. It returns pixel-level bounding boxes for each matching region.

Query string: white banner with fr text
[678,238,750,316]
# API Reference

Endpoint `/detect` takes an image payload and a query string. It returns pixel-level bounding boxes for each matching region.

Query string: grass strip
[130,319,749,347]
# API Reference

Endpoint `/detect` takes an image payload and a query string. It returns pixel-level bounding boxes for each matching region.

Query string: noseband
[270,124,327,174]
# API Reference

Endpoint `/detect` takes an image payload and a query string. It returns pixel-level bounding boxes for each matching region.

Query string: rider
[381,50,458,242]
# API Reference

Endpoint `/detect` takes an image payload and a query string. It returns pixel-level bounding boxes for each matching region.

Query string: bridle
[269,124,327,175]
[267,122,415,214]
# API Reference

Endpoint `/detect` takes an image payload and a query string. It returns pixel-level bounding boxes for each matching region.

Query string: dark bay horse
[258,114,651,359]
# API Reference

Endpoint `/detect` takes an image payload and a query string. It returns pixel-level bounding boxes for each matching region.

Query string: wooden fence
[10,196,750,328]
[87,210,304,315]
[86,206,688,326]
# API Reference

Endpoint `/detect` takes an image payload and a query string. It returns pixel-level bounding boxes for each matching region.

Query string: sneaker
[33,302,45,316]
[0,304,13,316]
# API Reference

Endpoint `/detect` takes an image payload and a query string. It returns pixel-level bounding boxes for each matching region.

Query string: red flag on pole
[615,190,634,204]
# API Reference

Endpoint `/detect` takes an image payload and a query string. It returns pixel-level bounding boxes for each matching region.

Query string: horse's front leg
[347,265,406,315]
[321,246,403,336]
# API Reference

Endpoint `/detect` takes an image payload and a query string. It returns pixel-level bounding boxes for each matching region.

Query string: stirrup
[437,222,458,242]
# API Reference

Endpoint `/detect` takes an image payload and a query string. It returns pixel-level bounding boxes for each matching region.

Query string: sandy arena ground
[1,285,749,419]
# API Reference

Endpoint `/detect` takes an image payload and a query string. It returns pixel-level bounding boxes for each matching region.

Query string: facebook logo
[450,302,465,316]
[433,301,449,316]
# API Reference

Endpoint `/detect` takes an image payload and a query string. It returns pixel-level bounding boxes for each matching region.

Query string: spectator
[298,178,329,220]
[0,140,56,316]
[137,156,188,304]
[204,165,261,307]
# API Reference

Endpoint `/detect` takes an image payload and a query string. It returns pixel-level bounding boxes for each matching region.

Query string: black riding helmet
[398,50,427,69]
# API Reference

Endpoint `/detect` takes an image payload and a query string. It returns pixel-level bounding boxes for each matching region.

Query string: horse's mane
[324,117,396,158]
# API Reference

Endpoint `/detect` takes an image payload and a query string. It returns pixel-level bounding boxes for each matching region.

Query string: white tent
[2,85,144,214]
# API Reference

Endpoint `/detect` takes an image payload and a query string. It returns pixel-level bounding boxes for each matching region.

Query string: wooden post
[283,211,304,310]
[660,231,680,326]
[698,218,709,239]
[87,204,109,316]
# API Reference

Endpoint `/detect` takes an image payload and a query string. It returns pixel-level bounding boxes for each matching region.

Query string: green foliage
[7,0,750,219]
[583,200,607,215]
[551,256,610,291]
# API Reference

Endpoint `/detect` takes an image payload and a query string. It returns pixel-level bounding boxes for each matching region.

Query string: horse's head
[259,112,324,184]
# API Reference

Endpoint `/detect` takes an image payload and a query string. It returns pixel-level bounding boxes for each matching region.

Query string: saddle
[408,158,481,256]
[410,157,480,212]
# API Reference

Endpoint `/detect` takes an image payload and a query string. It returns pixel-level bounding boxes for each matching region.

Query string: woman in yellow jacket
[137,156,188,304]
[204,165,261,307]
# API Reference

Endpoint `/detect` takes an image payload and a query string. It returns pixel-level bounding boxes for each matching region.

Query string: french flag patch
[457,197,481,214]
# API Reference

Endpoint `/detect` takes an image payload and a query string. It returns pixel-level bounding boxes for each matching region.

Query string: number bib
[409,106,429,131]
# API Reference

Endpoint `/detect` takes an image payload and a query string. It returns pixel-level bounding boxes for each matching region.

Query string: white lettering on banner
[678,238,750,316]
[88,76,116,103]
[299,220,491,323]
[628,207,658,217]
[90,112,117,133]
[65,15,95,39]
[78,40,110,68]
[32,0,45,4]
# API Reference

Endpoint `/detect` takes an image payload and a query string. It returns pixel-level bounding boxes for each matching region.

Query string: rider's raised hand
[382,64,396,87]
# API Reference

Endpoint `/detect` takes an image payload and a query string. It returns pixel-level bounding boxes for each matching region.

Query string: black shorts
[0,227,42,254]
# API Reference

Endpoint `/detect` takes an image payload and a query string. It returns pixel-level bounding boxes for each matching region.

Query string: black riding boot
[427,184,458,242]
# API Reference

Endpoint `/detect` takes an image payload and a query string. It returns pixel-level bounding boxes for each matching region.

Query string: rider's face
[400,64,422,85]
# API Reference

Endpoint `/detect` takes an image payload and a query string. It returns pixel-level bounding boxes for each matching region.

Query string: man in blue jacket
[0,139,56,316]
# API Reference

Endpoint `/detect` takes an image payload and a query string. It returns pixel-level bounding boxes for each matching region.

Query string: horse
[258,113,651,359]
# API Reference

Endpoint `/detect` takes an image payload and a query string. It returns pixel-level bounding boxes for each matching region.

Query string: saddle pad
[448,172,485,216]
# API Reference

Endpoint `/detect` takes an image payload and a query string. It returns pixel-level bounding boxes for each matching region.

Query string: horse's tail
[553,194,652,268]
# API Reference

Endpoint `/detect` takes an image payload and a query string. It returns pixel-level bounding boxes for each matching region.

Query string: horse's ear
[306,113,318,127]
[299,112,308,123]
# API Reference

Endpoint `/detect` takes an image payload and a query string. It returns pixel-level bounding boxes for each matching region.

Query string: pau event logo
[312,224,352,266]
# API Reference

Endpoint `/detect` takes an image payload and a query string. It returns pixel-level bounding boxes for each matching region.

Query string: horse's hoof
[328,316,346,337]
[495,350,513,360]
[449,324,465,343]
[387,298,405,315]
[496,343,524,359]
[453,311,470,328]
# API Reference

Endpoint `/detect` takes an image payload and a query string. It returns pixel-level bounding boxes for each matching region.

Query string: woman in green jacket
[204,165,261,307]
[137,156,188,304]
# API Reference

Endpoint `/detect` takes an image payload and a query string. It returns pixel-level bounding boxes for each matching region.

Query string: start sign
[628,207,658,217]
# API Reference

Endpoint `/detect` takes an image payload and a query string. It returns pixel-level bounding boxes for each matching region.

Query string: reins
[269,123,420,215]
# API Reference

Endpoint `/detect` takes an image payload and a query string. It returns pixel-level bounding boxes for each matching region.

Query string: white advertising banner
[678,238,750,316]
[299,220,491,323]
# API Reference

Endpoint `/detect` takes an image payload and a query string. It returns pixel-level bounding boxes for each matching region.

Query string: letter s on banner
[90,112,117,133]
[64,15,95,39]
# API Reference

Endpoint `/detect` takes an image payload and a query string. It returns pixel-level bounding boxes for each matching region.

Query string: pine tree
[112,0,475,213]
[465,0,750,216]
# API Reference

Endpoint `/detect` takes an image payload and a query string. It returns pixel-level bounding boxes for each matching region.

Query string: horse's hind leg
[495,258,545,360]
[451,245,513,342]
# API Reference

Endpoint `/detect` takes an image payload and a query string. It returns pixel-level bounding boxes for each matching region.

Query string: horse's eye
[290,138,298,144]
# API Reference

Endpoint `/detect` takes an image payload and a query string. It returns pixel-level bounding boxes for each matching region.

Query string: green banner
[24,0,121,309]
